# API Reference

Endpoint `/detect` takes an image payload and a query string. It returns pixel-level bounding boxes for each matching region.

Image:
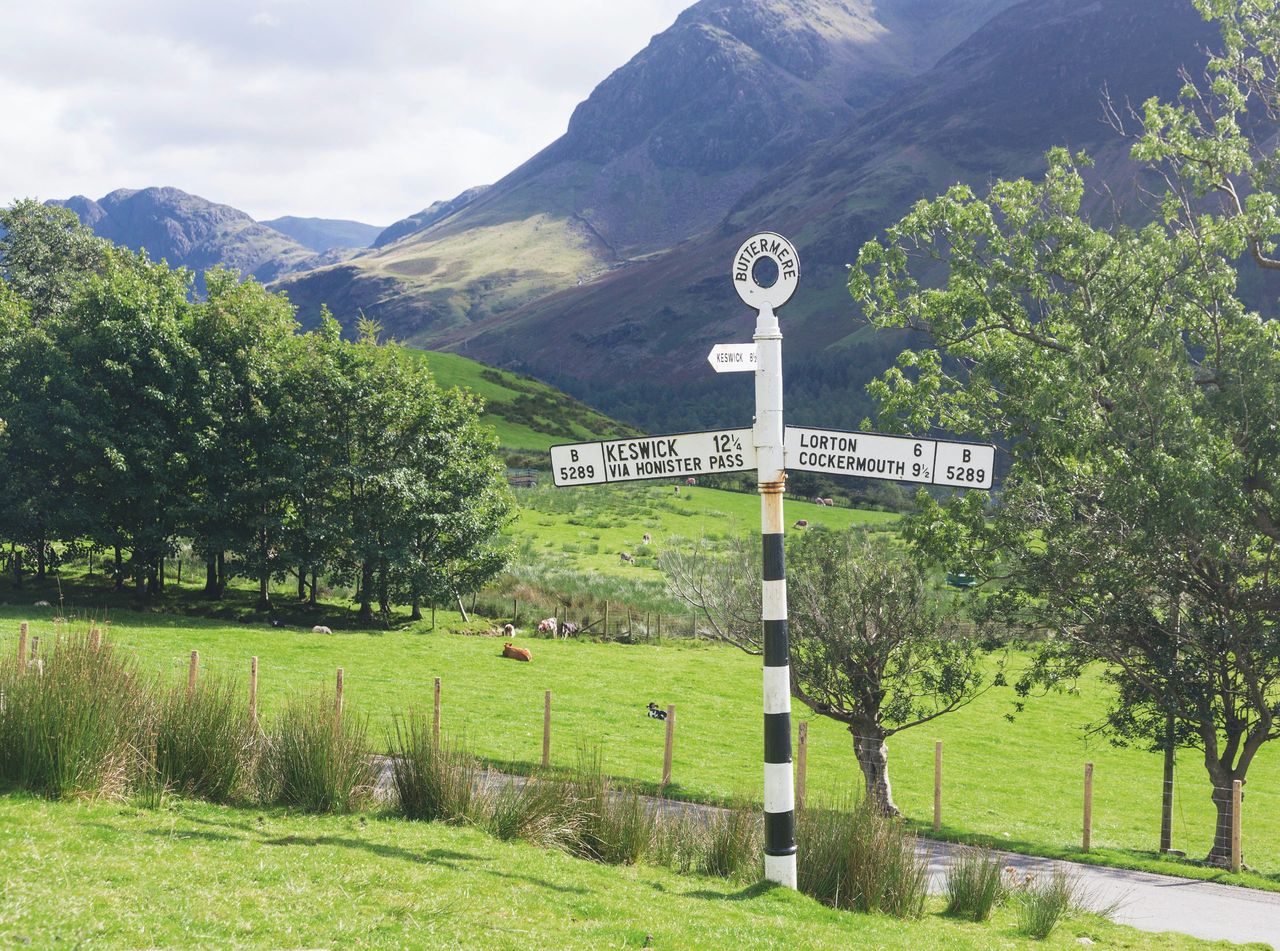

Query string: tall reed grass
[259,691,374,813]
[153,675,253,801]
[0,632,147,798]
[388,716,482,823]
[944,846,1006,921]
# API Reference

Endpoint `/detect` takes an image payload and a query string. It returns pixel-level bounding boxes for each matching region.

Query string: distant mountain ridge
[49,188,378,288]
[261,216,383,253]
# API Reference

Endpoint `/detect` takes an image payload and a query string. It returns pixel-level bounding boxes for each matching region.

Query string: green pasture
[4,603,1277,889]
[0,797,1239,950]
[507,483,898,577]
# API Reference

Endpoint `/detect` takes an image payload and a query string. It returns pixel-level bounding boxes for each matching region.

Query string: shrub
[388,716,481,823]
[1014,867,1084,939]
[0,631,148,798]
[944,846,1006,921]
[153,675,252,802]
[796,798,928,918]
[260,691,374,813]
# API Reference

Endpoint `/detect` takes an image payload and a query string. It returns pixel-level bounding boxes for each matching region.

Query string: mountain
[414,0,1226,431]
[51,187,330,286]
[261,216,383,253]
[372,186,491,248]
[275,0,1025,342]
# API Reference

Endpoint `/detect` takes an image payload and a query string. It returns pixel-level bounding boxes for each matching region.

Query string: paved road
[921,839,1280,948]
[372,759,1279,947]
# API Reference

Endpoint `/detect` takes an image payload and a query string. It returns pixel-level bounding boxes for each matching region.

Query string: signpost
[547,231,994,890]
[707,343,757,372]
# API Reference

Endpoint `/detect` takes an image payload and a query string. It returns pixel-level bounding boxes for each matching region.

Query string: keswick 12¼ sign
[550,429,756,487]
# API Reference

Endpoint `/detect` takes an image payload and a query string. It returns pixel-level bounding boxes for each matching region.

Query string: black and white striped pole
[733,232,800,888]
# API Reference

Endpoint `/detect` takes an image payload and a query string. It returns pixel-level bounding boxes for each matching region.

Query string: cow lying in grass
[502,643,532,662]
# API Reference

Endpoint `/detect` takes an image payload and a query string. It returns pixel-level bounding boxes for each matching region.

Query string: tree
[0,200,107,323]
[851,135,1280,861]
[663,529,991,814]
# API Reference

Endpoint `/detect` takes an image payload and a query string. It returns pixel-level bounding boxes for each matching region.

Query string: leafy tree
[663,529,990,814]
[851,134,1280,861]
[0,200,107,323]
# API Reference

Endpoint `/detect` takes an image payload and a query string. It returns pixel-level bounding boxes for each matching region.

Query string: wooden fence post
[249,656,259,726]
[1231,779,1243,873]
[433,677,442,745]
[604,602,610,639]
[335,667,345,720]
[187,650,199,696]
[796,721,808,811]
[17,622,27,674]
[543,690,552,768]
[662,704,676,789]
[934,741,943,835]
[30,636,39,665]
[513,598,519,627]
[1083,762,1094,851]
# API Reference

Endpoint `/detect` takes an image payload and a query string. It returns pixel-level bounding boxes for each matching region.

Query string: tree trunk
[114,546,123,591]
[155,557,165,592]
[851,726,900,817]
[357,561,374,624]
[1206,780,1240,867]
[35,538,46,581]
[11,543,21,590]
[204,556,218,596]
[297,567,306,602]
[216,550,227,597]
[309,569,318,607]
[411,596,422,622]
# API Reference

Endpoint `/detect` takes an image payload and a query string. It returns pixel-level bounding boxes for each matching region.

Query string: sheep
[537,617,558,636]
[33,600,51,608]
[619,552,634,564]
[503,623,515,638]
[822,498,835,507]
[674,486,680,495]
[641,533,652,545]
[794,519,809,528]
[312,625,333,635]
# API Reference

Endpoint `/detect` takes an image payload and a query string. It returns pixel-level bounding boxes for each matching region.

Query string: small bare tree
[663,529,997,814]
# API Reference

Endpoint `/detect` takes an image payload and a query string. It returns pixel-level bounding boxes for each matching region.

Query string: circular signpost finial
[732,232,800,311]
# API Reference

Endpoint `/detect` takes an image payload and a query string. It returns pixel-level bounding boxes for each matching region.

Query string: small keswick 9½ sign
[548,232,994,890]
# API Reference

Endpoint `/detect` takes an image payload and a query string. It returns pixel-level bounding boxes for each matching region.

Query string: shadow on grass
[680,881,776,902]
[484,869,591,895]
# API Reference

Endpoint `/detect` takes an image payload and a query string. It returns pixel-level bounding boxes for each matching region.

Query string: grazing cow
[685,477,697,486]
[559,622,579,638]
[537,617,557,636]
[646,702,667,721]
[619,552,634,564]
[794,519,809,528]
[502,642,533,662]
[641,533,652,545]
[312,625,333,635]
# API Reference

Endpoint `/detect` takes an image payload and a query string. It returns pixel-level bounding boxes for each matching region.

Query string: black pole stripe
[763,812,797,855]
[764,711,792,764]
[764,620,789,666]
[762,533,786,581]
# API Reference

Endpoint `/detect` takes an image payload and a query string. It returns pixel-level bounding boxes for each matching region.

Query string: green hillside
[408,350,637,453]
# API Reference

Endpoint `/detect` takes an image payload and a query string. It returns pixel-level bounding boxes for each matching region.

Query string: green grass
[508,483,899,577]
[407,349,636,453]
[3,605,1278,890]
[0,795,1252,950]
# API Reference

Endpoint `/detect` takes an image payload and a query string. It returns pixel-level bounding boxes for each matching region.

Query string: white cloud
[0,0,691,223]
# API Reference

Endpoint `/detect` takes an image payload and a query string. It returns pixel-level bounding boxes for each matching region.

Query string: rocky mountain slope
[274,0,1024,343]
[50,188,365,287]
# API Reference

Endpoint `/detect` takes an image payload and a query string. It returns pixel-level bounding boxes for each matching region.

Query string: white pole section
[734,231,800,889]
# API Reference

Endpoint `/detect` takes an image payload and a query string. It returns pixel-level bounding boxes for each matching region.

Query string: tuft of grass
[1013,866,1083,939]
[944,846,1007,921]
[568,747,656,866]
[699,801,763,881]
[387,716,482,823]
[478,771,584,850]
[0,631,147,799]
[259,691,374,813]
[153,675,252,802]
[797,798,929,918]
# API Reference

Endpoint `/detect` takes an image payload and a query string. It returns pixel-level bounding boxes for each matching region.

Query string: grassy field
[507,483,898,578]
[4,602,1277,889]
[0,795,1253,950]
[409,350,635,453]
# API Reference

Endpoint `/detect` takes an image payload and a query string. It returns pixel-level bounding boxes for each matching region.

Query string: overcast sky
[0,0,691,225]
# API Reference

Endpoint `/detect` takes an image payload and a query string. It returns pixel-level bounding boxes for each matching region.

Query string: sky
[0,0,691,226]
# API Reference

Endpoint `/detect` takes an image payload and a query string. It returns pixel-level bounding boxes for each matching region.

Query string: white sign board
[707,343,757,373]
[552,429,758,487]
[785,426,994,490]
